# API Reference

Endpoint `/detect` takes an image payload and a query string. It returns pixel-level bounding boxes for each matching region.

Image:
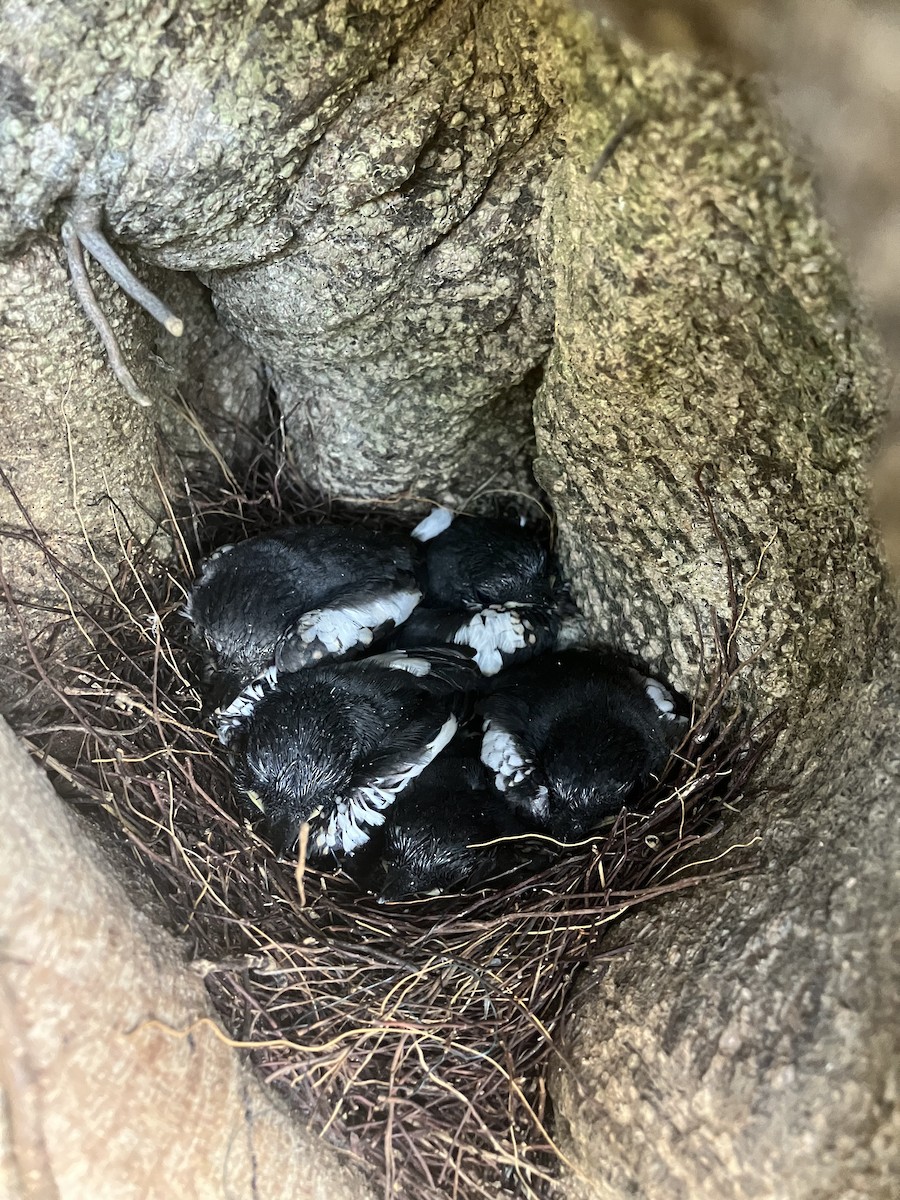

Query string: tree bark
[581,0,900,364]
[581,0,900,579]
[0,717,372,1200]
[0,237,262,688]
[552,656,900,1200]
[528,29,898,1196]
[1,4,898,1199]
[1,0,570,504]
[203,0,569,503]
[534,35,888,707]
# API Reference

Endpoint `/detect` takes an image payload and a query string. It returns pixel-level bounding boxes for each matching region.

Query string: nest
[1,400,776,1200]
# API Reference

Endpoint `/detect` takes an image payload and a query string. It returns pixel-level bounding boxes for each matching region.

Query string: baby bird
[375,746,520,900]
[184,524,421,709]
[479,650,686,842]
[393,509,561,675]
[219,648,480,859]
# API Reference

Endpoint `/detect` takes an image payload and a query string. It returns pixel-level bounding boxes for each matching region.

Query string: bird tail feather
[411,506,455,542]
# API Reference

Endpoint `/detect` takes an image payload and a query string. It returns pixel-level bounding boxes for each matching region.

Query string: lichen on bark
[1,4,898,1199]
[1,0,574,505]
[534,31,889,707]
[205,0,568,502]
[552,654,900,1200]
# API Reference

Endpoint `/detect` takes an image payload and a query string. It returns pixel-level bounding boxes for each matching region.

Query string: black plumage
[479,649,686,841]
[393,511,562,675]
[375,747,520,900]
[415,512,553,609]
[219,648,480,859]
[184,524,421,709]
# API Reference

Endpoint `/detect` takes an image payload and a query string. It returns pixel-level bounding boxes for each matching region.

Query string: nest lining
[1,405,777,1200]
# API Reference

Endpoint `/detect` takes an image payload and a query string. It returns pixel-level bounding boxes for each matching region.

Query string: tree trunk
[0,239,262,685]
[583,0,900,578]
[1,0,568,505]
[0,717,371,1200]
[0,2,897,1198]
[551,659,900,1200]
[533,33,888,708]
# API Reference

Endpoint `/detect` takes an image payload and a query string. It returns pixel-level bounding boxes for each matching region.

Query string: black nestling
[375,747,521,900]
[479,650,686,842]
[219,648,481,859]
[392,509,562,675]
[184,524,421,709]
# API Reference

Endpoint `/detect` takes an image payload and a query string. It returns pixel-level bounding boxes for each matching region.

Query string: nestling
[479,649,686,841]
[184,524,421,708]
[219,648,480,858]
[393,509,562,674]
[375,745,521,900]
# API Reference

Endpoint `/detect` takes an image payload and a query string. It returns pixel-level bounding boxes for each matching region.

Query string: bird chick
[220,648,480,859]
[375,747,520,900]
[479,650,686,841]
[394,511,562,675]
[184,524,421,709]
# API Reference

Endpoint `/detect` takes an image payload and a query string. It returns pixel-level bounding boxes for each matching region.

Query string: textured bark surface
[584,0,900,364]
[530,20,899,1192]
[585,0,900,578]
[0,0,429,262]
[534,35,889,707]
[0,718,371,1200]
[0,237,262,689]
[206,0,566,503]
[552,653,900,1200]
[0,0,571,504]
[1,3,897,1199]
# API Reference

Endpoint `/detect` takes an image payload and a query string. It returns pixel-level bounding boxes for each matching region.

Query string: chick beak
[244,789,265,814]
[268,813,300,857]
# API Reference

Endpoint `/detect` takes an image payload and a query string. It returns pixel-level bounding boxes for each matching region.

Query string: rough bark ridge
[0,3,897,1198]
[0,0,432,263]
[587,0,900,583]
[207,0,563,502]
[0,718,372,1200]
[553,650,900,1200]
[534,33,888,707]
[1,0,569,503]
[585,0,900,364]
[530,30,898,1192]
[0,239,262,691]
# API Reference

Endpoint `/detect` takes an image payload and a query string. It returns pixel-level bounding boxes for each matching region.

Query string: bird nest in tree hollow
[2,403,777,1200]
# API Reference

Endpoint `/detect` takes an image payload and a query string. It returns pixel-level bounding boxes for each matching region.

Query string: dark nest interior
[1,395,777,1200]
